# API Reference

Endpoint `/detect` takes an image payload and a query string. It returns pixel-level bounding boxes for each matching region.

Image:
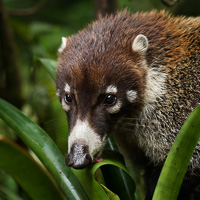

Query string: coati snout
[66,143,92,169]
[56,10,200,199]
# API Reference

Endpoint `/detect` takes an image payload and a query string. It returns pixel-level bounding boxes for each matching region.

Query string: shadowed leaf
[0,138,65,200]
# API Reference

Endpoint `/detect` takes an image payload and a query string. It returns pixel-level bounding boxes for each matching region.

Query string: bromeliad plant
[0,57,200,200]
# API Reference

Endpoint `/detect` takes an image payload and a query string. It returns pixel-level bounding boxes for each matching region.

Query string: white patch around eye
[64,83,70,93]
[62,98,70,112]
[106,101,122,114]
[68,119,104,159]
[126,90,137,103]
[106,85,117,94]
[58,37,67,53]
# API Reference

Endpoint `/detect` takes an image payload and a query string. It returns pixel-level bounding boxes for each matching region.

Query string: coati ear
[132,34,148,54]
[58,37,67,53]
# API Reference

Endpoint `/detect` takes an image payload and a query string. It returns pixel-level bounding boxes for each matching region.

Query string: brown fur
[56,10,200,198]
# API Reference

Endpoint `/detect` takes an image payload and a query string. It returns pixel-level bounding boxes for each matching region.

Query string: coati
[56,10,200,199]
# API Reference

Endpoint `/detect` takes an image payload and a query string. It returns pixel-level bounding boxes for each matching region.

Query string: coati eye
[104,94,116,105]
[65,93,72,104]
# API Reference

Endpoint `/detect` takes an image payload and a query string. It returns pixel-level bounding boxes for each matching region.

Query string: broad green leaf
[0,138,65,200]
[0,98,88,200]
[153,105,200,200]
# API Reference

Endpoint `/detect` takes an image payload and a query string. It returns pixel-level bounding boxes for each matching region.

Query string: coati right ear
[58,37,67,53]
[132,34,148,54]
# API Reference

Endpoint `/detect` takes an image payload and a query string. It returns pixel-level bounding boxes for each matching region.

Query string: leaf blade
[72,152,136,200]
[35,57,57,81]
[0,98,88,200]
[0,138,65,200]
[153,105,200,200]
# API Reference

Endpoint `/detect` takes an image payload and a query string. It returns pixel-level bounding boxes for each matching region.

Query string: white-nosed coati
[56,10,200,199]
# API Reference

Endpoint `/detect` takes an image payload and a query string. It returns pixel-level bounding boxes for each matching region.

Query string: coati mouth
[93,157,103,163]
[66,143,103,169]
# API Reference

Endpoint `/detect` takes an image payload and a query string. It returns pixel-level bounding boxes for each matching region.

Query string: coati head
[56,27,149,169]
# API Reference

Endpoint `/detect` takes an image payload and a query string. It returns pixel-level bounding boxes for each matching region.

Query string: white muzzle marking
[68,119,104,159]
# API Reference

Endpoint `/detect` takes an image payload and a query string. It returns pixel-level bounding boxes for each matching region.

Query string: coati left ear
[58,37,67,53]
[132,34,148,54]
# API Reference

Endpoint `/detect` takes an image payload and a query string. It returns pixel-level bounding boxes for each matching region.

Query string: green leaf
[100,184,120,200]
[104,138,136,200]
[0,185,23,200]
[94,153,135,200]
[0,138,65,200]
[72,152,136,200]
[101,165,135,200]
[153,105,200,200]
[35,57,57,81]
[0,98,88,200]
[71,167,110,200]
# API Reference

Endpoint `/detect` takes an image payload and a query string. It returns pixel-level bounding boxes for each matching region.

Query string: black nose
[66,143,92,169]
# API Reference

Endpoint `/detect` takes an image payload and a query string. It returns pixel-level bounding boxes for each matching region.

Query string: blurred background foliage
[0,0,200,199]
